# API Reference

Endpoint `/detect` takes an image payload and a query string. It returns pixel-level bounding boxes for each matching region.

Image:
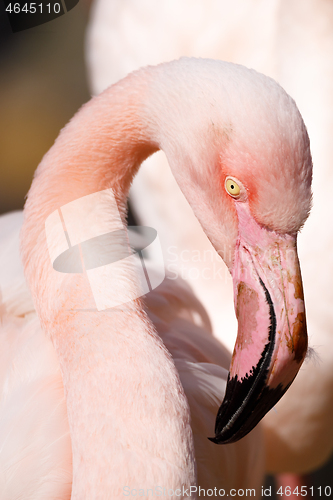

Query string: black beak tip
[207,274,298,446]
[209,379,292,446]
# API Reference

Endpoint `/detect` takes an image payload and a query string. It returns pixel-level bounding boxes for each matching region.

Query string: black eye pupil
[231,184,234,190]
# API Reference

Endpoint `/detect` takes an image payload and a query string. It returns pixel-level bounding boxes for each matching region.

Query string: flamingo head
[157,59,312,444]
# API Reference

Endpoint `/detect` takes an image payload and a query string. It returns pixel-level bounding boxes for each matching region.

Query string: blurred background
[0,0,90,215]
[1,1,333,497]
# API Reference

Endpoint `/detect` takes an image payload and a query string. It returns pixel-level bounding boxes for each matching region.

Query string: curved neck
[26,74,157,218]
[22,68,196,498]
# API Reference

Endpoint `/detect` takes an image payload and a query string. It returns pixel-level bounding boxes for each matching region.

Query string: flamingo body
[0,58,311,497]
[86,0,333,473]
[0,211,264,498]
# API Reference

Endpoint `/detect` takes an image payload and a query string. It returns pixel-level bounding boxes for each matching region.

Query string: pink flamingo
[1,58,311,498]
[86,0,333,480]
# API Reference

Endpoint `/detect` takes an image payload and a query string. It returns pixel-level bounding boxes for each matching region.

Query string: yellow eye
[225,178,241,198]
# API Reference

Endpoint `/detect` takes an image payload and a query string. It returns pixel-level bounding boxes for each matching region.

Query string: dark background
[0,0,90,215]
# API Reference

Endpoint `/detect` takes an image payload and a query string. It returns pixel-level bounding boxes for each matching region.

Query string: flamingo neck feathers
[21,57,310,496]
[21,66,196,497]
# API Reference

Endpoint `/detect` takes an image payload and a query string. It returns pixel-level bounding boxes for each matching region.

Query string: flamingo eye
[225,178,241,198]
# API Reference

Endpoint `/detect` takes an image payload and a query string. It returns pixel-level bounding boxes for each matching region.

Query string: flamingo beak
[210,204,308,444]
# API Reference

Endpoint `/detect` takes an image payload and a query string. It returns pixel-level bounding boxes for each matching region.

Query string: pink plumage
[1,58,312,498]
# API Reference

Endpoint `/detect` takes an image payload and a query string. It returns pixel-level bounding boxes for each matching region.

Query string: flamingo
[0,58,311,498]
[86,0,333,476]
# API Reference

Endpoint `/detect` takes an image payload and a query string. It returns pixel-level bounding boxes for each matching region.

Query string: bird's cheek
[217,192,240,270]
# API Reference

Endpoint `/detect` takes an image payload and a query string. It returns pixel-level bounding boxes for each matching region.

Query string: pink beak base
[210,204,307,444]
